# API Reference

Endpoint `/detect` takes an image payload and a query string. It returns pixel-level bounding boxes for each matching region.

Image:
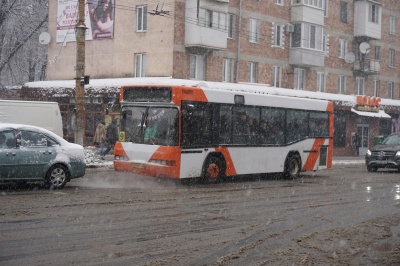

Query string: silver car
[0,123,86,189]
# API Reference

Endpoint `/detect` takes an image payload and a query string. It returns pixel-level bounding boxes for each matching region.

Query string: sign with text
[355,95,381,113]
[56,0,115,43]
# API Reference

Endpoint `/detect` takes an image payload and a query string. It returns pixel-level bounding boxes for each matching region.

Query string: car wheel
[367,166,378,172]
[202,157,225,184]
[46,165,68,189]
[284,154,301,179]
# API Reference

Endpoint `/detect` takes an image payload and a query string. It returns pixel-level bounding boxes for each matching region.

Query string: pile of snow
[84,146,113,168]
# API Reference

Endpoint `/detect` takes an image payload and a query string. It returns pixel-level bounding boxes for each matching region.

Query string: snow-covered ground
[84,146,113,168]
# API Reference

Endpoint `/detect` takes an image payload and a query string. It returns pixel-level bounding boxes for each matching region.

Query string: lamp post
[74,0,86,145]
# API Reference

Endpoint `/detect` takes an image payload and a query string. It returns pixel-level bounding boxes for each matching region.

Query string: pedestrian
[93,122,107,155]
[101,119,119,159]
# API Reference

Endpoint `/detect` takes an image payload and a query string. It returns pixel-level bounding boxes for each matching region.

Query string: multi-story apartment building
[24,0,400,156]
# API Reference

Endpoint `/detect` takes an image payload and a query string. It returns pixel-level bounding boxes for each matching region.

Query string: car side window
[19,130,48,147]
[0,130,16,149]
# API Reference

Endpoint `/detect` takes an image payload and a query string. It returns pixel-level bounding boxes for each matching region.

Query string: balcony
[353,59,380,74]
[290,3,324,26]
[184,0,228,52]
[185,23,227,51]
[354,0,382,40]
[289,48,325,68]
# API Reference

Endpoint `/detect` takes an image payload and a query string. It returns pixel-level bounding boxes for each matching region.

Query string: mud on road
[0,164,399,265]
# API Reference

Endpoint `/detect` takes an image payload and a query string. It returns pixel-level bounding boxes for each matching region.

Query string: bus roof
[120,78,333,112]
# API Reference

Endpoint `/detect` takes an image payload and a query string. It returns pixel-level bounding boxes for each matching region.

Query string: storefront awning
[351,108,391,118]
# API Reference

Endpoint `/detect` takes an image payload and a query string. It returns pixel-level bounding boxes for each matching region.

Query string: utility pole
[74,0,86,145]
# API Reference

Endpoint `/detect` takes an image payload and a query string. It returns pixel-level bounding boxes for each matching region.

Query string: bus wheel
[284,154,300,179]
[203,157,224,184]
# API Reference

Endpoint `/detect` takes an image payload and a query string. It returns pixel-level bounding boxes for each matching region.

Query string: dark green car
[0,123,86,189]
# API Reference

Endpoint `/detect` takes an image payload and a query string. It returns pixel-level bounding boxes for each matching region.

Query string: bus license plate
[131,163,145,169]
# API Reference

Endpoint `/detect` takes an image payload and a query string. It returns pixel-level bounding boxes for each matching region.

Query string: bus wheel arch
[284,151,301,179]
[202,153,226,183]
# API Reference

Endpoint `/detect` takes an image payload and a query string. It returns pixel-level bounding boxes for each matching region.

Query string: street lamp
[74,0,86,146]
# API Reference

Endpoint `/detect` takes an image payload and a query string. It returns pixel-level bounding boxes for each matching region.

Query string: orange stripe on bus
[327,112,334,168]
[215,147,237,176]
[149,146,181,178]
[326,101,334,112]
[302,139,326,171]
[173,87,208,105]
[114,142,127,157]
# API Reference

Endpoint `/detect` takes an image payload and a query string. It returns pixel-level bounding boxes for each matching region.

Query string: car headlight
[396,151,400,157]
[366,150,371,156]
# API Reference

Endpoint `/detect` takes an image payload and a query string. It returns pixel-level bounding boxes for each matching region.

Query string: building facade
[32,0,400,155]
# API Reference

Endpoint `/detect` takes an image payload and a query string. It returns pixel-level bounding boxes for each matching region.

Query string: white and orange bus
[114,78,333,182]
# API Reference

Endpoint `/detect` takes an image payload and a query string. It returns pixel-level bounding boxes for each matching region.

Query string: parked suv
[365,132,400,172]
[0,123,86,188]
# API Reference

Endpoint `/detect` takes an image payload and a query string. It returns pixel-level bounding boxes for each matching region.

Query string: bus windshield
[120,106,178,146]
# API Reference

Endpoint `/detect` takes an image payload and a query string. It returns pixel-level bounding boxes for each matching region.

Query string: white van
[0,100,63,137]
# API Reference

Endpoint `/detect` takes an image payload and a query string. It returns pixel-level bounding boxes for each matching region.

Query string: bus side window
[287,110,308,143]
[219,105,232,144]
[260,108,285,145]
[309,112,329,137]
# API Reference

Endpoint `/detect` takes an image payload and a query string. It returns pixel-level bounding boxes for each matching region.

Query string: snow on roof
[24,77,400,107]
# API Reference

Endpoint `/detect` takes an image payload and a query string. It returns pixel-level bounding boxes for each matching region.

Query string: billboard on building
[56,0,115,43]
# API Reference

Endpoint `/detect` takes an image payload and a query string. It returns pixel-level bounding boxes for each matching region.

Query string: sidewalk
[332,156,364,165]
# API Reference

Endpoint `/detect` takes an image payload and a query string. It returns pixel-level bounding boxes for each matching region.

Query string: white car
[0,123,86,189]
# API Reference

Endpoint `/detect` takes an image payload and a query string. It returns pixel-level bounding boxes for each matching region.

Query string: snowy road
[0,163,399,265]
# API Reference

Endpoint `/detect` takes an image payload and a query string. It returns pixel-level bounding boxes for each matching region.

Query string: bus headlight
[115,155,129,161]
[149,160,176,166]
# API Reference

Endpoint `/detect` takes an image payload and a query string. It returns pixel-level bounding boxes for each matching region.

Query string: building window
[248,62,258,83]
[136,5,147,32]
[388,82,394,99]
[274,24,283,47]
[293,0,324,9]
[324,0,328,17]
[275,0,283,5]
[338,75,346,94]
[292,23,323,50]
[390,16,396,35]
[291,23,302,47]
[389,49,395,67]
[323,34,328,56]
[356,77,364,95]
[339,38,347,59]
[272,66,281,87]
[374,80,380,97]
[135,53,146,77]
[369,3,379,24]
[375,46,381,60]
[249,18,259,43]
[294,68,305,90]
[228,13,234,39]
[317,72,325,92]
[190,54,205,80]
[198,9,227,31]
[340,1,347,23]
[223,58,233,82]
[212,11,227,30]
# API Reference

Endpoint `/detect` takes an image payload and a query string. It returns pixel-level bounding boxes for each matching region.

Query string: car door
[18,130,57,180]
[0,130,19,179]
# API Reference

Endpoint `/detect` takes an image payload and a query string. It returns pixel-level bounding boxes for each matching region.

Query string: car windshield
[120,106,178,146]
[382,134,400,145]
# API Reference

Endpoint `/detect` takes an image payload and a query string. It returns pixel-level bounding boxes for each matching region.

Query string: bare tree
[0,0,49,87]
